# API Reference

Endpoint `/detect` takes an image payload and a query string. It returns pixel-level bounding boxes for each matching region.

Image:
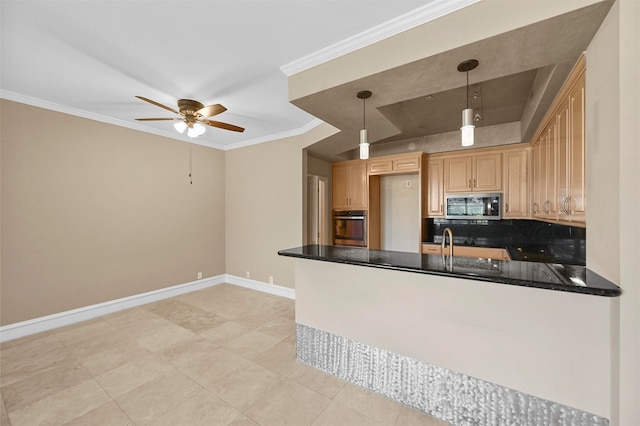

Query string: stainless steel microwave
[445,193,501,220]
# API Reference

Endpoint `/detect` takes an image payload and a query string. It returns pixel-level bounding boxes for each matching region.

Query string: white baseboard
[224,274,296,300]
[0,275,295,343]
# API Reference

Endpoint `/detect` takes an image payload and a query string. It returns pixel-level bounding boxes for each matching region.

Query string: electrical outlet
[197,272,202,279]
[269,276,274,284]
[405,180,411,188]
[245,271,250,278]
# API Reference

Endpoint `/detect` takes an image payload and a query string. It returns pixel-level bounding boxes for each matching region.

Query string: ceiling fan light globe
[174,121,187,134]
[194,122,206,136]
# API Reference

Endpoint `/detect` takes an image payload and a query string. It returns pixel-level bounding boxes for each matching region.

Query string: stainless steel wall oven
[333,210,367,247]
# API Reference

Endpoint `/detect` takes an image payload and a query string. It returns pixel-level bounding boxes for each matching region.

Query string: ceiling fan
[135,96,245,138]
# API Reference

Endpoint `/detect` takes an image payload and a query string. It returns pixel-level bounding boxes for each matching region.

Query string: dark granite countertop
[278,245,620,297]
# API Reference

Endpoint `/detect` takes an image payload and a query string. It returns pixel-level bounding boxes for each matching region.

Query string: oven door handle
[334,216,365,220]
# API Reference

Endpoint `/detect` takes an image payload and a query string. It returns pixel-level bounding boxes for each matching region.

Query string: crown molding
[280,0,481,77]
[221,118,325,151]
[1,91,326,151]
[1,90,228,150]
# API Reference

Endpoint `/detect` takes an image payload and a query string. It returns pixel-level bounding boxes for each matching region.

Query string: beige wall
[224,123,337,288]
[586,2,640,424]
[1,100,226,325]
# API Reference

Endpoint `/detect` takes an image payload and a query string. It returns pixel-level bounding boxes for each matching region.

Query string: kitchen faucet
[442,227,454,257]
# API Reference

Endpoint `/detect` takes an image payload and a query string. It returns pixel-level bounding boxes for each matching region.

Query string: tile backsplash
[425,218,586,265]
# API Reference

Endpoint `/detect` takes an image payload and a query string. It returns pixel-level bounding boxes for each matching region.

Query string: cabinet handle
[473,178,476,188]
[440,204,443,213]
[568,196,575,215]
[506,203,509,213]
[468,179,472,188]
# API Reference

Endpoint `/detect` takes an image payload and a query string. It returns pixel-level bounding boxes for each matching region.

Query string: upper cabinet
[332,161,368,210]
[426,158,444,217]
[368,153,422,175]
[531,55,586,225]
[502,148,530,218]
[559,71,586,222]
[444,152,502,193]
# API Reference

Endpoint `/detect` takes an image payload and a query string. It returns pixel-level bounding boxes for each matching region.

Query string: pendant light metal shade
[357,90,372,160]
[457,59,479,147]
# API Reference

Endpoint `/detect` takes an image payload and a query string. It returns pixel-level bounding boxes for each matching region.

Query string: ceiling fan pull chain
[189,145,193,185]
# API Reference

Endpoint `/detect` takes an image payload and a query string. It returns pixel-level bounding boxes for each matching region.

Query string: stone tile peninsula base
[297,323,608,426]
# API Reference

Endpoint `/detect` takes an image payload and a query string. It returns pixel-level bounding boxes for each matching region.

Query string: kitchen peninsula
[280,245,619,425]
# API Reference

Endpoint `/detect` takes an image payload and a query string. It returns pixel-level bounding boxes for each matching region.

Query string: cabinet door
[427,158,444,217]
[368,159,392,174]
[332,165,350,210]
[473,153,502,191]
[503,149,529,218]
[543,122,558,218]
[532,137,545,217]
[444,157,472,192]
[556,97,571,221]
[348,163,368,209]
[568,73,586,222]
[393,156,420,172]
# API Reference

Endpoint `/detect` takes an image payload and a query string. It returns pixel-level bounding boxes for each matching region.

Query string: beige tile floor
[1,283,449,426]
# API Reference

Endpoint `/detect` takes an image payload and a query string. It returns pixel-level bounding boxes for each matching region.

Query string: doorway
[307,175,330,245]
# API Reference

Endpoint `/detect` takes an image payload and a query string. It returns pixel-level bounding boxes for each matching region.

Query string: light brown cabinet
[332,161,368,210]
[426,158,444,217]
[444,153,502,193]
[557,72,586,223]
[532,121,557,219]
[503,148,529,218]
[531,55,585,225]
[503,149,529,218]
[368,153,422,175]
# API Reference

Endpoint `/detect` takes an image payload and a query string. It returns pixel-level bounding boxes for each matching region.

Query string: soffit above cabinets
[295,1,613,162]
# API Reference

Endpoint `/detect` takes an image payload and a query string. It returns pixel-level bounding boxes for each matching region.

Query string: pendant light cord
[362,96,366,130]
[466,71,470,109]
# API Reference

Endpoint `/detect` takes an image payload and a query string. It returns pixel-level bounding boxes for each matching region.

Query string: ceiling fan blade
[135,96,180,115]
[135,117,179,121]
[197,104,227,118]
[202,119,245,133]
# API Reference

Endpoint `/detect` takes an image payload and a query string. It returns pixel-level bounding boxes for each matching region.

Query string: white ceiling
[0,0,459,150]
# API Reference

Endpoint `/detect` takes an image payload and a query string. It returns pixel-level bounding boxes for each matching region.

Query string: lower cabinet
[421,244,511,260]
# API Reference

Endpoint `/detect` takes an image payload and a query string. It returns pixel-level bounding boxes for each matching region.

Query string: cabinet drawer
[393,158,420,172]
[422,244,442,255]
[454,246,510,260]
[369,160,393,174]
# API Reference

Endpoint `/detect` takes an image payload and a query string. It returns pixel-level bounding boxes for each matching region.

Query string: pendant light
[457,59,479,147]
[357,90,372,160]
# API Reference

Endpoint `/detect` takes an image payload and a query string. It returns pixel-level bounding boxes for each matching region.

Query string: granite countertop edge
[278,245,620,297]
